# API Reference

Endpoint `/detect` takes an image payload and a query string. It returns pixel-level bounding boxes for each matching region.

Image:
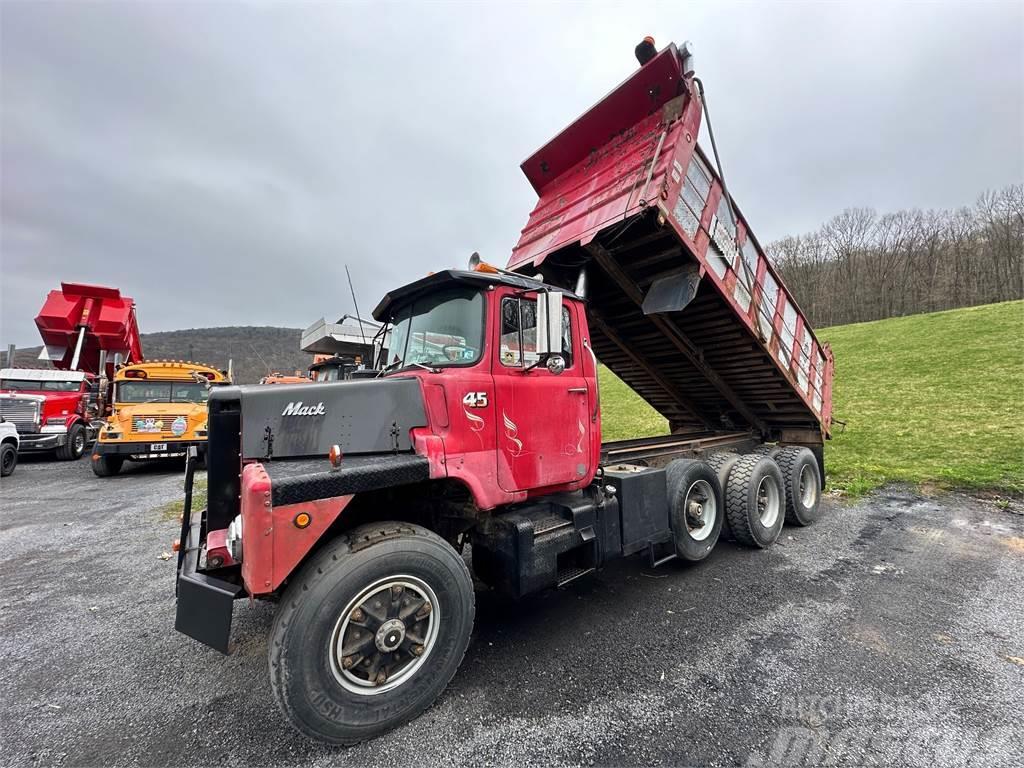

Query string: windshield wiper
[377,360,439,376]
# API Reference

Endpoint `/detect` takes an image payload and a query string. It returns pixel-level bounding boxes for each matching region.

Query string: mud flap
[174,448,242,653]
[175,570,241,654]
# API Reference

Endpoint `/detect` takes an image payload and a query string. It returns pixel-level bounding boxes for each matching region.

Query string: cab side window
[499,297,573,368]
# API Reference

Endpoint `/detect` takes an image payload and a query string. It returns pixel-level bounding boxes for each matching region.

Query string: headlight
[45,417,66,426]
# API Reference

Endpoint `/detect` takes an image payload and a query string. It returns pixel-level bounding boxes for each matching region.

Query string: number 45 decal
[462,392,489,408]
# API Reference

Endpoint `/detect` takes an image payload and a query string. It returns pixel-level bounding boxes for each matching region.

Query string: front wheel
[56,423,86,461]
[0,443,17,477]
[91,454,123,477]
[269,522,475,745]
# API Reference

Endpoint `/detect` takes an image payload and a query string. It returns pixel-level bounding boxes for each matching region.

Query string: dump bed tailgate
[508,42,833,439]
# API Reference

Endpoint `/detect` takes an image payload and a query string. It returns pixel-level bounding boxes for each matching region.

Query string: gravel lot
[2,455,1022,767]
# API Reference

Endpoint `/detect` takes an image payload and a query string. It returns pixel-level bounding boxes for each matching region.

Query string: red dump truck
[0,283,142,459]
[174,39,834,744]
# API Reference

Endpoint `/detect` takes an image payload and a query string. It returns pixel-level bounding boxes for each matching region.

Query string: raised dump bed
[35,282,142,377]
[508,41,833,449]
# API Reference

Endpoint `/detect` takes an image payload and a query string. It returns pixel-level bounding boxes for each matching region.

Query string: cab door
[491,289,591,493]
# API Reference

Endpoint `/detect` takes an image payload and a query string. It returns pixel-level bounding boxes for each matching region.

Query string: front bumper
[95,439,206,458]
[175,453,242,653]
[18,432,67,451]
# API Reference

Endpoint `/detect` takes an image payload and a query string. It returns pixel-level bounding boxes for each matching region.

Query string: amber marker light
[294,512,312,529]
[328,444,343,468]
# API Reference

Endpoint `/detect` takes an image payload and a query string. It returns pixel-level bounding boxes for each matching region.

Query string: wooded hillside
[11,326,308,384]
[768,184,1023,327]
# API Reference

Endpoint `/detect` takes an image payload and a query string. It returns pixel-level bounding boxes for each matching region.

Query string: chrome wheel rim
[74,432,85,454]
[329,575,440,696]
[684,479,717,541]
[756,476,781,528]
[799,465,817,508]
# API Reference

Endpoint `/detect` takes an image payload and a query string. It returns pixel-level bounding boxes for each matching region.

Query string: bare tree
[770,184,1024,327]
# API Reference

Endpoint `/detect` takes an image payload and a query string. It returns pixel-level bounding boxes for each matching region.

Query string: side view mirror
[535,290,563,358]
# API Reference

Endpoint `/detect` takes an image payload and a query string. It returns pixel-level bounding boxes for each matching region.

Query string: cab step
[557,565,596,587]
[533,513,573,537]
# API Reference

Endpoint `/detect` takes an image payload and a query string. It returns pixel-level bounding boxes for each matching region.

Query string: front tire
[91,454,123,477]
[0,443,17,477]
[269,523,475,745]
[56,423,86,461]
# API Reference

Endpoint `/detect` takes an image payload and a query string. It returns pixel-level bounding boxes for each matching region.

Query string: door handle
[567,387,587,393]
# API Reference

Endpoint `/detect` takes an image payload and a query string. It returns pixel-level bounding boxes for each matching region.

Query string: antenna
[345,265,368,349]
[248,342,272,374]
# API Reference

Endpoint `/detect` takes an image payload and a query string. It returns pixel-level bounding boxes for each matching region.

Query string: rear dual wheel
[269,523,474,745]
[704,452,743,541]
[724,454,786,548]
[774,446,823,526]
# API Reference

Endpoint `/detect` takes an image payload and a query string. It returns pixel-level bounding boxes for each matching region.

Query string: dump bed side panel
[509,46,833,438]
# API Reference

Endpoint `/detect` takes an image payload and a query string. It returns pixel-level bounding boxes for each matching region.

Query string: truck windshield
[387,287,484,370]
[117,381,210,403]
[1,378,80,392]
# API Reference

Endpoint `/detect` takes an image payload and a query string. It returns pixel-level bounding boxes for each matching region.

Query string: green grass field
[599,300,1024,496]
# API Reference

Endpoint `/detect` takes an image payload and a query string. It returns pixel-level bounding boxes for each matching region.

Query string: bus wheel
[91,454,123,477]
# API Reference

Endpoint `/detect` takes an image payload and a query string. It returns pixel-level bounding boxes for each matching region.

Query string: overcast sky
[2,1,1021,346]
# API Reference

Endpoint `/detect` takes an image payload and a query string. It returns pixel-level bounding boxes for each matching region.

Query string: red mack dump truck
[174,39,834,744]
[0,283,142,459]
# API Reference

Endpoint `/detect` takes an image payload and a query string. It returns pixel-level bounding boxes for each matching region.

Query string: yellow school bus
[91,360,230,477]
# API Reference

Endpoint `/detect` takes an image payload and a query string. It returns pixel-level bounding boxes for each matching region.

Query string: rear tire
[725,455,785,548]
[665,459,724,561]
[774,446,823,526]
[269,522,475,745]
[91,454,123,477]
[704,452,743,541]
[56,423,86,461]
[1,443,17,477]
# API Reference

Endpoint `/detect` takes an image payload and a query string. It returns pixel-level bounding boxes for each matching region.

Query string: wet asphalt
[1,454,1022,767]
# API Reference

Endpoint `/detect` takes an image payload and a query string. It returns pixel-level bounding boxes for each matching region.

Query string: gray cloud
[3,1,1021,346]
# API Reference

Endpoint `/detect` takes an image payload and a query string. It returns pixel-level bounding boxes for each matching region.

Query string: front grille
[130,413,190,436]
[0,398,40,432]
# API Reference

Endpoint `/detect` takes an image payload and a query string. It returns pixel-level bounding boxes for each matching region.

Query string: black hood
[209,377,428,461]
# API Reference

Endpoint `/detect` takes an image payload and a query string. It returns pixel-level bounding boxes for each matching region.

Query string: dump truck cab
[93,360,230,476]
[0,368,100,459]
